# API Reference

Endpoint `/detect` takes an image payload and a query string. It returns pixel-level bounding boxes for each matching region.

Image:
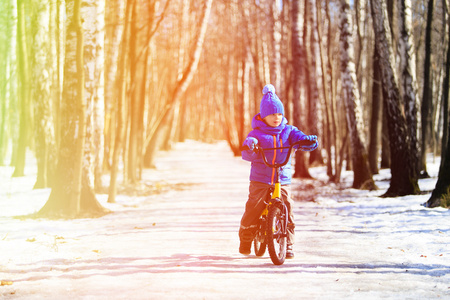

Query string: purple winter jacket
[242,113,307,185]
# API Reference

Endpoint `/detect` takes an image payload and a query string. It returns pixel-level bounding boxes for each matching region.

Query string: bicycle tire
[253,217,266,256]
[267,202,287,265]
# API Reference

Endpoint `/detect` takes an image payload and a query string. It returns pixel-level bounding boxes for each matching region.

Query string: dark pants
[239,181,295,246]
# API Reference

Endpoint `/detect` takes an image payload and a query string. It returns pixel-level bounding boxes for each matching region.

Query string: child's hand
[243,137,258,151]
[301,135,317,141]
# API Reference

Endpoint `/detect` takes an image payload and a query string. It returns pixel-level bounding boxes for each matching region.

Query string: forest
[0,0,450,218]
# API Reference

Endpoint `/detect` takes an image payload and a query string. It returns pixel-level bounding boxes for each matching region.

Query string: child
[239,84,318,258]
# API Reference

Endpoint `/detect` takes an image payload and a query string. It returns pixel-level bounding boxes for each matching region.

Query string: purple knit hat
[260,84,284,119]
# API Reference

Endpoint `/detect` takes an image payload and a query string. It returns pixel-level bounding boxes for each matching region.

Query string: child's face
[263,113,283,127]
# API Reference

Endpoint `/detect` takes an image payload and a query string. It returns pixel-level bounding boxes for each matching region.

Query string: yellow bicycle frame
[261,182,281,217]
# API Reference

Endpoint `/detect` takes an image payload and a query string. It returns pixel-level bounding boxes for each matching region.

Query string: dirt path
[1,140,449,299]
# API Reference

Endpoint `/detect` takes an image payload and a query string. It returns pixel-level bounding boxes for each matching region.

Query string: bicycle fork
[267,182,289,238]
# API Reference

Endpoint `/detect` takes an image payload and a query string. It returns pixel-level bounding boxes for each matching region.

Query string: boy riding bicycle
[239,84,318,259]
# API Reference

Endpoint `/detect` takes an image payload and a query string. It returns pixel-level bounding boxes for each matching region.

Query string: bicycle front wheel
[267,203,287,265]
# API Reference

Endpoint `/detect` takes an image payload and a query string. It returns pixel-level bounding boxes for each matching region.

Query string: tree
[370,0,420,196]
[38,0,108,218]
[339,0,376,190]
[425,114,450,208]
[420,0,435,178]
[305,0,323,166]
[425,9,450,208]
[291,0,312,179]
[12,0,31,177]
[0,0,15,166]
[31,0,56,189]
[368,50,383,174]
[398,0,420,179]
[143,0,213,168]
[108,0,133,204]
[103,0,123,174]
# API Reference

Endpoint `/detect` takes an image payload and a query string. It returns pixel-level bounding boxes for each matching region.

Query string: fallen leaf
[1,280,13,286]
[26,238,36,242]
[92,250,101,253]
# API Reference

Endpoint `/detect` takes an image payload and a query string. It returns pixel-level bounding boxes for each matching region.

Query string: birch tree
[339,0,376,189]
[420,0,435,177]
[291,0,312,179]
[425,116,450,208]
[398,0,420,177]
[0,0,15,165]
[39,0,108,218]
[31,1,56,189]
[13,0,31,177]
[370,0,420,196]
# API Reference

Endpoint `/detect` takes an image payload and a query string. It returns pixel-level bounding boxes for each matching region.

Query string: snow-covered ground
[1,140,449,299]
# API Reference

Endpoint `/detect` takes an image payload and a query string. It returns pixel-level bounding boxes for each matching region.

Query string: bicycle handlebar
[240,139,316,169]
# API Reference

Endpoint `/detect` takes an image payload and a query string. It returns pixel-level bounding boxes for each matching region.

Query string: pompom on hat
[260,84,284,119]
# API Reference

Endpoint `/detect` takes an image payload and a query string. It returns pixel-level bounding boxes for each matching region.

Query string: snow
[1,140,449,299]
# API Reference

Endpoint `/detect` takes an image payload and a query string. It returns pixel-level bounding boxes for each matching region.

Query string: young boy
[239,84,318,258]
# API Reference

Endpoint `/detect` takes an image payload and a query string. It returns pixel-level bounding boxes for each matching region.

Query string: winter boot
[286,245,294,259]
[239,241,252,255]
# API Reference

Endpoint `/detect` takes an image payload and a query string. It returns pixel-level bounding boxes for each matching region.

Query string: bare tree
[425,113,450,208]
[31,1,56,189]
[0,0,14,166]
[420,0,435,177]
[143,0,213,168]
[370,0,420,196]
[398,0,420,178]
[108,0,133,204]
[291,0,312,179]
[39,0,108,218]
[13,0,31,177]
[339,0,376,189]
[368,50,383,174]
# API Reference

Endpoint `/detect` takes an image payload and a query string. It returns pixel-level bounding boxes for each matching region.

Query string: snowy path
[1,140,449,299]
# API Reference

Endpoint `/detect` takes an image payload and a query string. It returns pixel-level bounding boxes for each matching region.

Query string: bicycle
[242,139,316,265]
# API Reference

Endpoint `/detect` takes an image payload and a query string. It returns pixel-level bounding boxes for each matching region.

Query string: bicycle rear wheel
[253,217,266,256]
[267,203,287,265]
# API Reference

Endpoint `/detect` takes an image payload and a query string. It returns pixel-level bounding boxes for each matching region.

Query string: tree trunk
[368,50,383,174]
[439,14,450,166]
[398,0,420,178]
[38,0,108,218]
[306,0,323,166]
[370,0,420,196]
[13,0,31,177]
[291,0,312,179]
[315,0,332,176]
[325,0,339,182]
[420,0,435,177]
[103,0,123,173]
[108,0,133,203]
[0,0,14,166]
[31,1,55,189]
[82,0,106,201]
[339,0,376,190]
[127,0,152,184]
[269,0,282,92]
[425,115,450,208]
